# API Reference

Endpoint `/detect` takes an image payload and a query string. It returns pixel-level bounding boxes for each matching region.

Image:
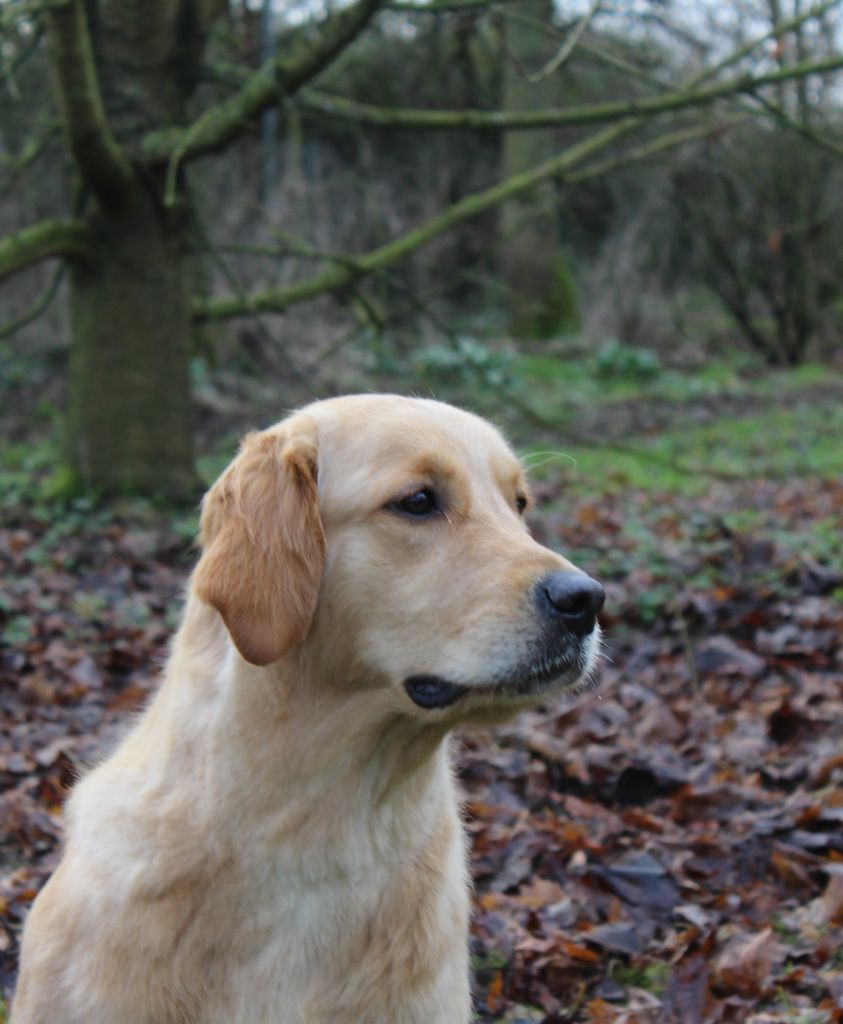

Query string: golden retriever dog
[12,394,604,1024]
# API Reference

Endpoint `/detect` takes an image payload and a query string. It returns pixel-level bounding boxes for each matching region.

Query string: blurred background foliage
[1,0,842,506]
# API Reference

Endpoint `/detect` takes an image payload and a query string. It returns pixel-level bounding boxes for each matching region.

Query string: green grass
[513,351,843,419]
[518,385,841,610]
[521,400,843,497]
[611,959,671,995]
[471,949,509,975]
[513,352,748,415]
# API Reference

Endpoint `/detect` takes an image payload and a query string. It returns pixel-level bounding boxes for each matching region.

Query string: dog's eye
[516,494,528,514]
[392,488,439,517]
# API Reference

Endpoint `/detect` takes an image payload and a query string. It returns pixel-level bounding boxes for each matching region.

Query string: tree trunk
[65,190,197,497]
[500,0,579,338]
[47,0,227,497]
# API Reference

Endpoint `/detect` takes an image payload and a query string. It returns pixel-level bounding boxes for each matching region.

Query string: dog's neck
[144,595,456,877]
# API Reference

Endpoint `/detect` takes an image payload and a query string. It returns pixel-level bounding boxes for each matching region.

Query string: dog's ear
[193,421,325,666]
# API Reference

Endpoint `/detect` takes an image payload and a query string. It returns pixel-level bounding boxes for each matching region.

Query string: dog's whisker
[520,450,578,472]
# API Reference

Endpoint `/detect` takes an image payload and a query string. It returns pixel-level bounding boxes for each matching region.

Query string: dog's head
[194,395,603,717]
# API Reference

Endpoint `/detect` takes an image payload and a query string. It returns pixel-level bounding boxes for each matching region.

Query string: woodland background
[1,0,843,1020]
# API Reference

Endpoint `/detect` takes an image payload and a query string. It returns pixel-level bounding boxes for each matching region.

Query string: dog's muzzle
[403,572,605,710]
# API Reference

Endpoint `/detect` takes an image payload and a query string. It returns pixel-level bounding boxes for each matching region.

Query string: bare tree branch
[189,210,317,388]
[195,0,837,322]
[504,0,842,88]
[0,119,59,190]
[708,0,843,80]
[525,0,601,83]
[0,218,90,283]
[45,0,134,207]
[301,0,843,133]
[0,0,63,28]
[387,0,520,11]
[575,39,670,91]
[753,92,843,157]
[1,18,45,100]
[0,265,64,339]
[193,118,725,322]
[299,52,843,131]
[141,0,388,172]
[219,235,365,269]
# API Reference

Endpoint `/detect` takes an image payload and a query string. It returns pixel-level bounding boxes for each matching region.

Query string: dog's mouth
[404,675,469,709]
[404,648,590,711]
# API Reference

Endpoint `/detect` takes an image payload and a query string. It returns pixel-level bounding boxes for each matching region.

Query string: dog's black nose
[538,572,605,637]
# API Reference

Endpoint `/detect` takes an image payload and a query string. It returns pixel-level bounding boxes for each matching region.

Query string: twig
[0,0,66,28]
[526,0,601,83]
[189,212,316,389]
[0,218,90,283]
[752,91,843,158]
[299,277,468,374]
[1,18,45,99]
[388,0,520,11]
[676,609,701,697]
[299,52,843,131]
[143,0,388,168]
[0,264,64,339]
[0,119,58,195]
[193,117,727,322]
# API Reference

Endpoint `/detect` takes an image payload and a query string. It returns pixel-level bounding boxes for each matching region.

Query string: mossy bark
[65,192,197,498]
[48,0,229,498]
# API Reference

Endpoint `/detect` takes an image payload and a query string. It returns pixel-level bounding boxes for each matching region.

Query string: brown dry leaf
[807,873,843,927]
[516,877,566,909]
[477,891,508,912]
[713,927,779,997]
[659,952,712,1024]
[559,940,602,965]
[485,970,505,1013]
[514,934,557,956]
[636,702,686,744]
[584,997,621,1023]
[695,636,766,677]
[815,757,843,786]
[770,848,812,887]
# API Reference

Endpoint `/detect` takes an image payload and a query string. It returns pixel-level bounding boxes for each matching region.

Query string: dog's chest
[201,846,471,1024]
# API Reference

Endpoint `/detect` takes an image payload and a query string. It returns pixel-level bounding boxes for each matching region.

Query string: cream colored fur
[12,395,600,1024]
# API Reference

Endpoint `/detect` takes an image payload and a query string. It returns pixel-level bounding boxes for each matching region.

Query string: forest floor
[1,359,842,1022]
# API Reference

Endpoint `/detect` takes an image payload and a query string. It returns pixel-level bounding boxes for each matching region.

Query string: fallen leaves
[0,508,191,994]
[805,870,843,929]
[713,928,779,998]
[463,475,843,1021]
[2,475,842,1020]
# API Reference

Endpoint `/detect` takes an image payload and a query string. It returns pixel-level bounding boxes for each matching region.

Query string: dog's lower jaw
[403,630,601,714]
